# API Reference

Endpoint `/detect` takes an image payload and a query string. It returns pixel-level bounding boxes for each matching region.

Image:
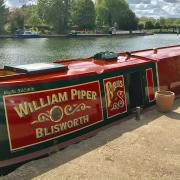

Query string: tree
[154,21,160,29]
[0,0,8,34]
[7,5,44,33]
[8,8,25,33]
[64,0,71,30]
[95,0,138,30]
[26,7,43,27]
[95,0,109,26]
[120,10,138,30]
[138,23,144,30]
[159,17,166,28]
[71,0,95,30]
[37,0,71,33]
[145,21,154,29]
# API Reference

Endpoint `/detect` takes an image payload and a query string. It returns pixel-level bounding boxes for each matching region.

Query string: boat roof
[0,45,179,87]
[130,45,180,61]
[0,56,153,86]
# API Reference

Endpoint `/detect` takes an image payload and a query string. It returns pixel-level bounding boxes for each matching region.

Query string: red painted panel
[3,81,103,151]
[104,76,127,118]
[157,57,180,96]
[146,68,155,102]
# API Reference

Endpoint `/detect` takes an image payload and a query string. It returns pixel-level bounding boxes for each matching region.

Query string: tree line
[0,0,180,35]
[0,0,138,34]
[139,17,180,31]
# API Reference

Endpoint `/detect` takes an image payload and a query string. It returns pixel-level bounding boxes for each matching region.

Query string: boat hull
[0,62,157,168]
[1,45,180,169]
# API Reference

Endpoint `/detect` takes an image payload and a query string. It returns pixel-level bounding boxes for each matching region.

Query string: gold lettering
[32,101,41,111]
[71,89,97,100]
[54,124,60,133]
[87,91,92,99]
[40,98,48,108]
[106,82,114,107]
[83,115,89,123]
[67,121,74,128]
[59,122,67,131]
[58,92,68,102]
[35,115,90,139]
[14,102,30,118]
[119,80,123,87]
[36,128,44,138]
[81,90,86,99]
[71,89,77,100]
[13,88,97,118]
[105,80,124,107]
[47,96,51,106]
[73,119,79,127]
[92,92,97,100]
[44,128,51,136]
[28,102,35,113]
[51,94,59,105]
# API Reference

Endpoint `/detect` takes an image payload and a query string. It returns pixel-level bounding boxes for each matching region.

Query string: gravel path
[1,99,180,180]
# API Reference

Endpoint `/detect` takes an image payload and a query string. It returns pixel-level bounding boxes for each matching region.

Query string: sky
[128,0,180,18]
[5,0,36,7]
[4,0,180,18]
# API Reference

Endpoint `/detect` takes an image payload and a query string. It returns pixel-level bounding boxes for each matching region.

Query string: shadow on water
[2,99,179,179]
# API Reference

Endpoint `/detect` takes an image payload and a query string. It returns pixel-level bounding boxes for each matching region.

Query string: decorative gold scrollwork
[31,111,51,125]
[110,90,125,111]
[31,103,91,125]
[64,103,91,115]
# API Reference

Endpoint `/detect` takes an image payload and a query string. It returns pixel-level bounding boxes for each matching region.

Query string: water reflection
[0,34,179,68]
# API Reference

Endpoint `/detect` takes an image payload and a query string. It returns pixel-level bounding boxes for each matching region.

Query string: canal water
[0,34,180,68]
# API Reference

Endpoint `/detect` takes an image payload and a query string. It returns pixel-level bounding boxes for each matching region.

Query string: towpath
[2,99,180,180]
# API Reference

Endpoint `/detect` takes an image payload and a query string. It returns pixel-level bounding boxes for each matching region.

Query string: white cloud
[128,0,180,17]
[128,0,151,4]
[5,0,36,7]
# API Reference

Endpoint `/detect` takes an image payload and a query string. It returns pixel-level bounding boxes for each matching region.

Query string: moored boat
[0,45,179,170]
[14,30,40,38]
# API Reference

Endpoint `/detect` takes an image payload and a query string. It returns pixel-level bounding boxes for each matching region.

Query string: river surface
[0,34,180,68]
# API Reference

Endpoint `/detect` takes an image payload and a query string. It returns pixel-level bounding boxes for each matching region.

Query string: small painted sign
[146,68,155,102]
[3,81,103,151]
[104,76,127,118]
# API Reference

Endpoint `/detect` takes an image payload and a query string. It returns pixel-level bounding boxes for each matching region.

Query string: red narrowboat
[0,45,179,169]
